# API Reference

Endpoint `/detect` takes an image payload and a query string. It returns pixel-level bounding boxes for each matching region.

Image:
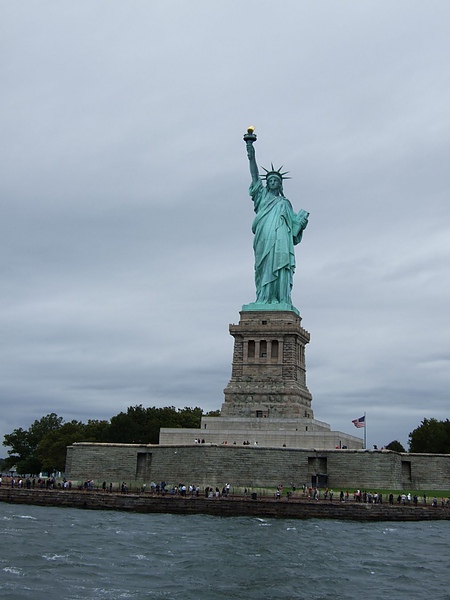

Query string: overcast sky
[1,1,449,452]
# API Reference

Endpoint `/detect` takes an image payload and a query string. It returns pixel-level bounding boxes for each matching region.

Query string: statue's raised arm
[243,126,259,183]
[242,127,309,314]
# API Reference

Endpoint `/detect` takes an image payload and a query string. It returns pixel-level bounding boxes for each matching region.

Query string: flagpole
[364,412,367,449]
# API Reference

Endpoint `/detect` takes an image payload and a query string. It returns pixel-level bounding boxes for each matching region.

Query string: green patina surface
[244,128,309,312]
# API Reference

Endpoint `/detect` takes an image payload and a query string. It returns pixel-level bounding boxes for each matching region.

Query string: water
[1,504,449,600]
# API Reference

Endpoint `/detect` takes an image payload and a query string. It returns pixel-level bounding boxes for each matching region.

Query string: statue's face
[267,175,282,192]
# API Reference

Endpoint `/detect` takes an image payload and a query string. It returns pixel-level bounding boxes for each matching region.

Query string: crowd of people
[1,474,449,507]
[0,475,68,489]
[295,484,450,507]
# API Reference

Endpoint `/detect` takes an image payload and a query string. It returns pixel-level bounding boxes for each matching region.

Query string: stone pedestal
[159,308,362,450]
[221,310,313,419]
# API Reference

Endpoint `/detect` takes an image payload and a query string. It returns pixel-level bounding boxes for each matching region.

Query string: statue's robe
[250,179,309,304]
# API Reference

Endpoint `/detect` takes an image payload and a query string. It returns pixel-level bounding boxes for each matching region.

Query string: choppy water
[1,503,449,600]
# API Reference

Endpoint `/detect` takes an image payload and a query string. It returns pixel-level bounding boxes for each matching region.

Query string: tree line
[408,418,450,454]
[2,411,449,476]
[2,405,219,475]
[383,418,450,454]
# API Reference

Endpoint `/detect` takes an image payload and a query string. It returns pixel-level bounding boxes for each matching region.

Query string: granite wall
[66,443,450,491]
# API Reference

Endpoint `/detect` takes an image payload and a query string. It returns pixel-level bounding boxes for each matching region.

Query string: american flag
[352,416,365,428]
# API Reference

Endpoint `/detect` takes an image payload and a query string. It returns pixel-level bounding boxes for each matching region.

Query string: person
[245,136,309,306]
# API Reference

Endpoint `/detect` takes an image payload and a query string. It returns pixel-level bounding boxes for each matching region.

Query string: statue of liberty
[243,128,309,312]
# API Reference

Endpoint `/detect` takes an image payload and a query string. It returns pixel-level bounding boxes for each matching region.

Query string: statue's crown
[261,163,291,181]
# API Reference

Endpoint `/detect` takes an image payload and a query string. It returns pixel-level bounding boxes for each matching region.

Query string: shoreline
[1,488,450,521]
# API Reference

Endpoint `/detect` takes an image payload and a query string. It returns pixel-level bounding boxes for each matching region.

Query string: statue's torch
[243,126,257,144]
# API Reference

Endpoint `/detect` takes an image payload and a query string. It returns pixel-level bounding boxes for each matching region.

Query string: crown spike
[260,164,291,181]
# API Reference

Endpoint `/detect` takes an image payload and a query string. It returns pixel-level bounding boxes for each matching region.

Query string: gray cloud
[2,1,450,452]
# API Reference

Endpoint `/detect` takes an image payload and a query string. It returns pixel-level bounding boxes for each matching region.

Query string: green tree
[177,406,203,428]
[408,418,450,453]
[3,413,63,474]
[108,405,206,444]
[109,405,151,444]
[37,419,112,473]
[83,419,111,442]
[385,440,406,453]
[3,404,218,472]
[205,409,221,417]
[37,421,86,472]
